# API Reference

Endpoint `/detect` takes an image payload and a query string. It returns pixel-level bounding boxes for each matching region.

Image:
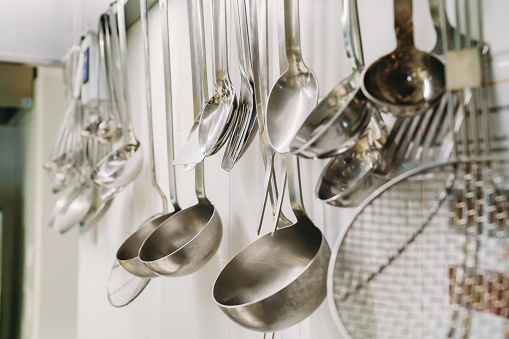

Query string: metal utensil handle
[72,45,85,99]
[210,0,229,82]
[394,0,414,49]
[233,0,247,73]
[159,0,180,210]
[116,1,137,144]
[237,0,254,81]
[249,0,290,232]
[188,0,208,199]
[104,9,125,130]
[101,15,124,137]
[286,153,306,213]
[141,0,169,212]
[342,0,364,71]
[284,0,302,64]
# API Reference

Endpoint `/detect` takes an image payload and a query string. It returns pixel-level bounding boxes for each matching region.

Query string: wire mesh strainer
[328,0,509,338]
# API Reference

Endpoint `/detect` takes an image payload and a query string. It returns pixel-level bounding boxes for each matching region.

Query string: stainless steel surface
[198,0,238,157]
[289,0,372,159]
[139,0,222,277]
[265,0,318,154]
[221,0,258,171]
[361,0,445,118]
[92,1,143,189]
[213,155,330,332]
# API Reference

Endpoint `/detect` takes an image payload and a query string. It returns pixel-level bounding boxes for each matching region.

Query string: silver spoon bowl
[266,0,318,154]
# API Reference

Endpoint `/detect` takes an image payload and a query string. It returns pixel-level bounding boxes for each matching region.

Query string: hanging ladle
[361,0,445,117]
[116,0,181,278]
[92,1,143,189]
[198,0,238,157]
[139,0,223,277]
[289,0,372,159]
[265,0,319,154]
[213,154,330,332]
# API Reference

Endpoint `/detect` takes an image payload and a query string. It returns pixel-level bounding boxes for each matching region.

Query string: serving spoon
[266,0,318,154]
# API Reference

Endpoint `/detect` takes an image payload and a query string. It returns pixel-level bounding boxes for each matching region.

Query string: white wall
[66,1,509,339]
[20,67,79,339]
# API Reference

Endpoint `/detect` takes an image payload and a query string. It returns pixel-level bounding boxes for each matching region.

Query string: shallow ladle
[361,0,445,118]
[266,0,318,154]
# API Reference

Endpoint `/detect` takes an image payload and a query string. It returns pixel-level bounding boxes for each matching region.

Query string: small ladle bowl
[361,0,445,118]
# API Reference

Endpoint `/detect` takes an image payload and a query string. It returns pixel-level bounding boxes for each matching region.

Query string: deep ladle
[116,0,180,278]
[361,0,445,117]
[139,0,223,277]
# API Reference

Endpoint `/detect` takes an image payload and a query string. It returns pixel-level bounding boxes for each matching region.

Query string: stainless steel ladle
[361,0,445,117]
[213,154,330,332]
[139,0,223,277]
[116,0,181,278]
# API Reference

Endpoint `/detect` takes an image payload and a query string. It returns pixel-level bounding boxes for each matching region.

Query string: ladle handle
[342,0,364,71]
[394,0,415,49]
[116,1,138,145]
[100,15,124,136]
[141,0,168,212]
[210,0,229,82]
[283,0,302,65]
[286,153,306,214]
[159,0,180,210]
[188,0,208,199]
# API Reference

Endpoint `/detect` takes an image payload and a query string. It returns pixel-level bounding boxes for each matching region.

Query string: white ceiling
[0,0,113,66]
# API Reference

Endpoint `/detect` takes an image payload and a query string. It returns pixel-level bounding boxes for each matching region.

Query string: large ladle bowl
[213,219,329,331]
[213,155,330,332]
[361,0,445,118]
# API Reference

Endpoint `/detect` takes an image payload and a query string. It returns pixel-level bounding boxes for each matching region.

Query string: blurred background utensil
[92,1,143,190]
[361,0,445,118]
